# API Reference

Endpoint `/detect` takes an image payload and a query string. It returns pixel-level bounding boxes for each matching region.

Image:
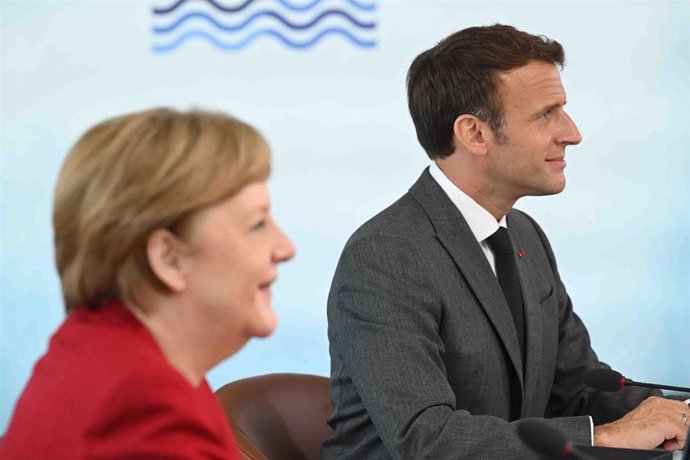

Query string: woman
[0,108,295,458]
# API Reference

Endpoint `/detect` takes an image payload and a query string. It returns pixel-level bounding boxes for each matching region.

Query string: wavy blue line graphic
[152,28,376,52]
[153,10,375,33]
[154,0,376,15]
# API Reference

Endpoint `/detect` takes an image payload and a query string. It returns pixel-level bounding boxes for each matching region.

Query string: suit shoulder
[347,192,431,246]
[508,207,536,226]
[509,208,559,270]
[508,208,548,238]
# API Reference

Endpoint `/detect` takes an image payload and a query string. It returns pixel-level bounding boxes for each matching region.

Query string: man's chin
[532,176,566,197]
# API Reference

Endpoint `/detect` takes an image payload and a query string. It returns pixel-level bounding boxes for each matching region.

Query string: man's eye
[541,110,552,119]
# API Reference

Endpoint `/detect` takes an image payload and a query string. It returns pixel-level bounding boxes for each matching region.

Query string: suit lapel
[509,223,543,416]
[409,169,524,389]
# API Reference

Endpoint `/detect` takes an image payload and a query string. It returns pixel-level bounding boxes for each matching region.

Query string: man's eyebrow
[544,101,566,112]
[533,101,567,118]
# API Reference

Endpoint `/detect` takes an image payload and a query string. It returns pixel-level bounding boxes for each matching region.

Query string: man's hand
[594,396,690,451]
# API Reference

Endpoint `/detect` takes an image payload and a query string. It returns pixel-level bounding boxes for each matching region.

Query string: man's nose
[559,112,582,146]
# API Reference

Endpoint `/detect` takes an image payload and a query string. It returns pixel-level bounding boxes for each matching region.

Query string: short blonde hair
[54,108,271,310]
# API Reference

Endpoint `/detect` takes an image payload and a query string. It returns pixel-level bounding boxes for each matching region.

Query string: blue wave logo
[152,0,378,53]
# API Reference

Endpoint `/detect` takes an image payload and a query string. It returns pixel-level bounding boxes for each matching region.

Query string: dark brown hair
[407,24,565,159]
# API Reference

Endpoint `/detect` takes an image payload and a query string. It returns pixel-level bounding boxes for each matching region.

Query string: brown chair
[215,373,333,460]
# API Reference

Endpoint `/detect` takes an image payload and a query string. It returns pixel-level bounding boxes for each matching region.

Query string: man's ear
[146,229,187,293]
[452,114,489,156]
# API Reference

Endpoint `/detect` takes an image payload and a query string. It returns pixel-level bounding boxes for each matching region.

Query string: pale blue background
[1,0,689,432]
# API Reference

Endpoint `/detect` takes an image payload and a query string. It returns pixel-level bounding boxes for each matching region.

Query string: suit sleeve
[328,234,582,459]
[523,213,658,427]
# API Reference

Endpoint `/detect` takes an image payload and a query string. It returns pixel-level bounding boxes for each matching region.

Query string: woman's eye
[251,219,267,231]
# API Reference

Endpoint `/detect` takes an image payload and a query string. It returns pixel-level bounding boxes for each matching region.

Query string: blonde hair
[54,108,271,310]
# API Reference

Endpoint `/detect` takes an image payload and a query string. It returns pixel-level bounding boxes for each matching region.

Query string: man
[321,24,690,459]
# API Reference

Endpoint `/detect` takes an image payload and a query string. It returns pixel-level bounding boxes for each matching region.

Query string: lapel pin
[518,249,526,258]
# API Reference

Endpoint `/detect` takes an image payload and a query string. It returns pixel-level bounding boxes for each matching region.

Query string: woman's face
[179,181,294,344]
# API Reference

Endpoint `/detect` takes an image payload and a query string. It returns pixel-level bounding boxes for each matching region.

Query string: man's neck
[435,159,515,221]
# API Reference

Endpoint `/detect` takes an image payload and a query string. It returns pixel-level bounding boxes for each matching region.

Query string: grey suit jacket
[321,169,655,459]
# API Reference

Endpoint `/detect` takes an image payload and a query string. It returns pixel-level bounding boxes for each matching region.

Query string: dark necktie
[487,227,526,360]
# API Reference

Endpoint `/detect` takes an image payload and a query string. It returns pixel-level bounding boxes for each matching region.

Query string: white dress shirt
[428,162,506,274]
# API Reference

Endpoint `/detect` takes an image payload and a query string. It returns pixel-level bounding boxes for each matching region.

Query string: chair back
[216,373,333,460]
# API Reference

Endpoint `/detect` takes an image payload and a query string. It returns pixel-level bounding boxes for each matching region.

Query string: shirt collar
[428,162,507,243]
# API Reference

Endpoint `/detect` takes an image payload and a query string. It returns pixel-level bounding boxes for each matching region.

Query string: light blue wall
[2,0,689,430]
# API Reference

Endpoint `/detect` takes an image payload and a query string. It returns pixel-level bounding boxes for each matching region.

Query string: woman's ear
[146,229,187,293]
[452,114,489,156]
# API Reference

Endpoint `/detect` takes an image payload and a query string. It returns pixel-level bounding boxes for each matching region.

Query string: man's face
[484,60,582,201]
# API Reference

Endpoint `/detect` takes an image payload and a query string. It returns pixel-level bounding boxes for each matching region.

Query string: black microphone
[582,368,690,393]
[517,419,596,460]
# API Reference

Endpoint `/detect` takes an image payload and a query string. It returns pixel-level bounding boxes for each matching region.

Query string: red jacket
[1,301,241,459]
